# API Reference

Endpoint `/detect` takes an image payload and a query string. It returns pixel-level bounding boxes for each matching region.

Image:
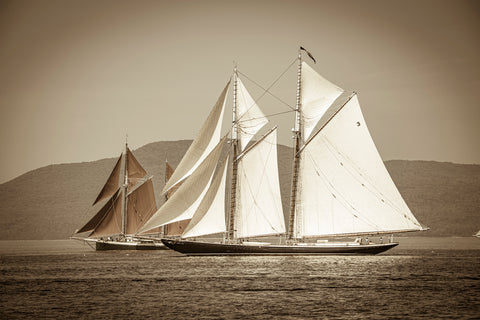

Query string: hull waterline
[161,239,398,256]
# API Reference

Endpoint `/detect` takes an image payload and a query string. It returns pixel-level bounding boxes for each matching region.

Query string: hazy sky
[0,0,479,183]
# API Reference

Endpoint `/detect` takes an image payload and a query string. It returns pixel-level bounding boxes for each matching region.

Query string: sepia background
[0,0,479,183]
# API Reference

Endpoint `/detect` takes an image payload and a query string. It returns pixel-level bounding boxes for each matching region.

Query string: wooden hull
[81,238,167,251]
[161,239,398,256]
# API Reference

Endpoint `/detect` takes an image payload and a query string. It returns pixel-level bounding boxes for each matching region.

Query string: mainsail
[162,82,229,193]
[293,63,425,238]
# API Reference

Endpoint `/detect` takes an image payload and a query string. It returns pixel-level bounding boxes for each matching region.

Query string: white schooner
[138,48,428,255]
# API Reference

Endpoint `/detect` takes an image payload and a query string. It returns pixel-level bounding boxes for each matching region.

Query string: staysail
[162,82,229,193]
[138,136,227,234]
[294,92,424,238]
[235,128,285,238]
[163,161,190,236]
[125,178,157,235]
[182,154,229,238]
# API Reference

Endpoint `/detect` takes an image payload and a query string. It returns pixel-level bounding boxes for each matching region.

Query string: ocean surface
[1,238,479,319]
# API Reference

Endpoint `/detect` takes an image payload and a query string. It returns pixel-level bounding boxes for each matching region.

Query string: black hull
[161,239,398,256]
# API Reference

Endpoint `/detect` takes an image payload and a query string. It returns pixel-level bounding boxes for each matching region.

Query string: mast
[228,66,239,241]
[121,139,128,237]
[287,49,302,240]
[162,158,169,237]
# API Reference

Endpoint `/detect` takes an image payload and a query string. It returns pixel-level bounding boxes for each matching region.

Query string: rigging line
[304,149,382,230]
[237,57,297,110]
[237,110,296,124]
[238,70,295,112]
[319,134,416,224]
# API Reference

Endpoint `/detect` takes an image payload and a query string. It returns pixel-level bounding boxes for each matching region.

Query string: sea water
[0,238,479,319]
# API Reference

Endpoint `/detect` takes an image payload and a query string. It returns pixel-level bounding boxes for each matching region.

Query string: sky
[0,0,479,183]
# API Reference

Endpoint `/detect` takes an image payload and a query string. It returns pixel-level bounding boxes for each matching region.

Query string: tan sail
[77,189,121,233]
[77,145,159,238]
[89,191,123,237]
[125,178,157,235]
[126,148,147,190]
[92,154,122,205]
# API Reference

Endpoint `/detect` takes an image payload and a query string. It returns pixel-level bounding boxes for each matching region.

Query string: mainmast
[228,66,239,241]
[287,49,302,240]
[121,139,128,237]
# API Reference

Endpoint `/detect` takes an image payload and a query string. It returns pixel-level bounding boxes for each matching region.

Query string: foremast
[287,49,302,241]
[228,66,239,241]
[121,140,128,237]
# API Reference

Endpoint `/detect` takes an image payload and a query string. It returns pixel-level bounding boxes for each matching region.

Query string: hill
[0,141,479,239]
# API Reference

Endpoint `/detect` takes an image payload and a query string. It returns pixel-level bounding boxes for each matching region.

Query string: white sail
[294,95,424,237]
[301,61,343,141]
[138,137,227,234]
[236,78,268,151]
[235,128,285,238]
[162,82,229,193]
[182,154,229,238]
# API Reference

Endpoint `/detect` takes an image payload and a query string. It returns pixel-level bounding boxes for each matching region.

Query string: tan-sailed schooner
[138,48,428,255]
[72,143,165,250]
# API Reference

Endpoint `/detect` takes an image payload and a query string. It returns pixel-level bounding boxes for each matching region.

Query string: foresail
[165,162,182,199]
[301,62,343,142]
[236,128,285,238]
[162,82,229,193]
[125,178,157,235]
[138,136,227,234]
[89,190,123,237]
[163,161,190,236]
[182,154,229,238]
[92,154,122,205]
[236,78,268,151]
[294,95,424,238]
[77,189,121,234]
